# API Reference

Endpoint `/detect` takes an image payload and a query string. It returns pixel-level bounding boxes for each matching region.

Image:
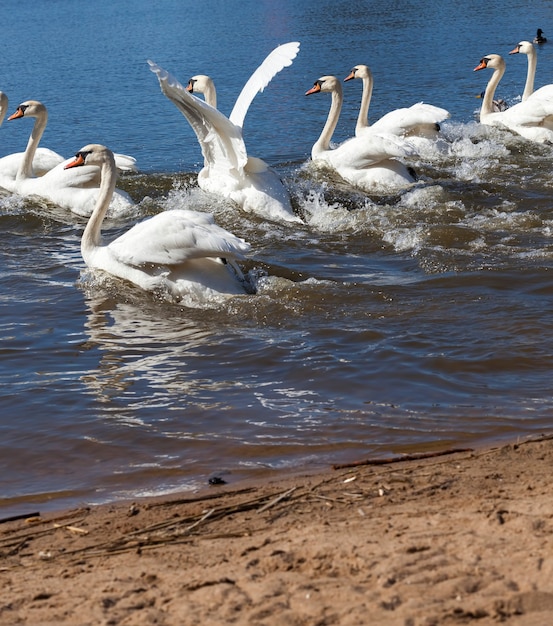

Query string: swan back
[344,63,449,139]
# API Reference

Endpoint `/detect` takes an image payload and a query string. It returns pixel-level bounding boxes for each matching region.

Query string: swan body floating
[0,100,136,216]
[509,40,552,101]
[474,54,553,143]
[148,42,301,224]
[533,28,547,45]
[343,64,450,151]
[0,92,65,179]
[65,144,252,301]
[305,75,417,192]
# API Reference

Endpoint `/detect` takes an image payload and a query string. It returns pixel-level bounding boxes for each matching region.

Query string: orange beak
[473,61,487,72]
[509,45,521,55]
[305,83,321,96]
[344,71,355,82]
[64,154,85,169]
[7,107,25,121]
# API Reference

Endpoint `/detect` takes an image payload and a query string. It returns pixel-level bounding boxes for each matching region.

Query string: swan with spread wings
[148,42,301,223]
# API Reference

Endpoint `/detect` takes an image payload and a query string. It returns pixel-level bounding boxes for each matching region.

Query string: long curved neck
[355,72,374,135]
[522,48,537,100]
[0,93,8,127]
[313,86,343,156]
[81,155,117,258]
[481,65,505,117]
[17,112,48,180]
[203,79,217,109]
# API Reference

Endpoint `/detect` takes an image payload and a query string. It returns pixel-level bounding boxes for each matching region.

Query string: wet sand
[2,434,553,625]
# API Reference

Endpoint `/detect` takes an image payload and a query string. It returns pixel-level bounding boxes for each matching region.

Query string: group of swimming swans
[4,37,551,304]
[303,69,449,191]
[0,96,137,217]
[51,42,450,304]
[474,39,553,143]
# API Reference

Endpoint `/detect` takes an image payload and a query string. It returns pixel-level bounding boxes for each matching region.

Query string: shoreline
[2,433,553,625]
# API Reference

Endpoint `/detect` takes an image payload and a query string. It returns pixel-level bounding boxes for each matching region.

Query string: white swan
[1,100,136,216]
[305,75,417,192]
[0,92,65,180]
[474,54,553,143]
[343,64,450,148]
[65,144,252,301]
[148,42,301,224]
[508,40,553,102]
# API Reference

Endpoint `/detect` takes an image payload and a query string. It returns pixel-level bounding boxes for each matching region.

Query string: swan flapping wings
[149,60,248,176]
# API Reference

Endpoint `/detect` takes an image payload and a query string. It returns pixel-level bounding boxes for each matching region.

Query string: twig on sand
[62,486,303,560]
[332,448,474,470]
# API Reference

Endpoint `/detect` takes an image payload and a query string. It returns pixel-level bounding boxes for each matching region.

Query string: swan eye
[480,58,489,67]
[19,105,29,114]
[75,150,92,161]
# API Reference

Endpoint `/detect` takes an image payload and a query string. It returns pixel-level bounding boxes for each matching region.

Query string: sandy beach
[1,434,553,625]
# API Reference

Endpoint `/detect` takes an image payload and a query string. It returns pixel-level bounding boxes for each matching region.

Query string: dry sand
[2,435,553,625]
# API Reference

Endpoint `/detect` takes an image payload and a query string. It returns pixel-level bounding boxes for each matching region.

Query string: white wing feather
[229,41,300,129]
[109,210,251,267]
[148,60,248,173]
[371,103,450,136]
[113,153,138,172]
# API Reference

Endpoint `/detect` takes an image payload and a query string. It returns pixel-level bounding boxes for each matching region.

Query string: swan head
[185,75,213,95]
[473,54,505,73]
[185,74,217,108]
[343,64,372,82]
[510,41,534,56]
[7,100,47,121]
[305,75,342,96]
[65,143,114,170]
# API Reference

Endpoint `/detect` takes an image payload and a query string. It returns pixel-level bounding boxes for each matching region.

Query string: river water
[2,0,553,517]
